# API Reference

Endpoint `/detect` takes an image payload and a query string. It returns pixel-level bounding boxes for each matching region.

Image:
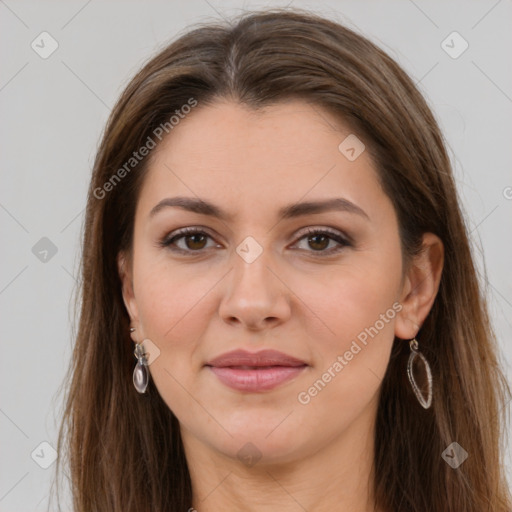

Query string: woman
[54,8,512,512]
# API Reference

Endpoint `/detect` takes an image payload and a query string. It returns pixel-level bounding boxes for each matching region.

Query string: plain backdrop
[0,1,511,510]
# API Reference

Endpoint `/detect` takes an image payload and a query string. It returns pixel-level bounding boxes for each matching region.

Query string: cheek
[322,259,401,339]
[132,259,213,409]
[132,254,205,345]
[307,243,403,381]
[132,251,230,385]
[297,271,399,421]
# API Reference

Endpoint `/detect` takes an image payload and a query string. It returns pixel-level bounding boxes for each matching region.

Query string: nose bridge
[218,234,290,328]
[231,234,276,297]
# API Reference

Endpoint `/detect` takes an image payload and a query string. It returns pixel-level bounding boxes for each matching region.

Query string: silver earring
[407,337,432,409]
[131,329,149,394]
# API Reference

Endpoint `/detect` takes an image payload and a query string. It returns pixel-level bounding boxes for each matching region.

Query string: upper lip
[205,349,307,368]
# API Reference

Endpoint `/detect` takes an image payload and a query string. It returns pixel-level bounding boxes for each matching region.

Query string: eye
[159,227,218,253]
[293,227,351,255]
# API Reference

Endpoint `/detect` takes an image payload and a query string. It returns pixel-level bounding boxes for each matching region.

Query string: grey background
[0,1,511,510]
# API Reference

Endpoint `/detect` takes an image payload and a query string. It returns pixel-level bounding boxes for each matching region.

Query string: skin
[118,99,444,512]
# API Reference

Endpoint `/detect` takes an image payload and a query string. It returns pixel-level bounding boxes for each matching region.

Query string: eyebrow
[149,196,370,221]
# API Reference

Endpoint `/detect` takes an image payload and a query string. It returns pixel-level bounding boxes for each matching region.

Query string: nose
[218,242,292,332]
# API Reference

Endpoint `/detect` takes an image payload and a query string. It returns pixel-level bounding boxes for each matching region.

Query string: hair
[52,7,512,512]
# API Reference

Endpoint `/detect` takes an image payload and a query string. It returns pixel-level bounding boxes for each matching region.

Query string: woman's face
[119,99,413,465]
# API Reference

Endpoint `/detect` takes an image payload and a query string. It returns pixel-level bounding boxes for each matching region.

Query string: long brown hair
[52,8,512,511]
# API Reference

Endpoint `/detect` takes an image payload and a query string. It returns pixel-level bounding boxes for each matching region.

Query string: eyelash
[158,226,351,256]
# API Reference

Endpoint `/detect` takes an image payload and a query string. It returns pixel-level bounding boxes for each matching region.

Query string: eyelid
[294,225,352,244]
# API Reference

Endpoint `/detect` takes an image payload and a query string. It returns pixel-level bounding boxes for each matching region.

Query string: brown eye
[307,233,330,251]
[294,228,351,255]
[183,233,208,250]
[159,228,217,253]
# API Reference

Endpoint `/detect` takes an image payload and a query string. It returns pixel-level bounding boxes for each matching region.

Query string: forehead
[135,99,389,225]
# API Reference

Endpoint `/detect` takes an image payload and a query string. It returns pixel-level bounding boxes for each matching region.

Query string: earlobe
[117,251,139,325]
[394,232,444,340]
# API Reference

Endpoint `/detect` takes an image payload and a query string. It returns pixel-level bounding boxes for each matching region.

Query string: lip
[205,349,308,392]
[205,349,307,368]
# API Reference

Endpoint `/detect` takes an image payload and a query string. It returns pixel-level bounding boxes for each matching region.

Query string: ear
[394,232,444,339]
[117,250,140,338]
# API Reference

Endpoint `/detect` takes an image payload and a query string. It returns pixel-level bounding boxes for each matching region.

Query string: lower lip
[207,365,307,392]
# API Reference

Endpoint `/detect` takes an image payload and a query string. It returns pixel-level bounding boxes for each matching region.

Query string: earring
[131,328,149,394]
[407,337,432,409]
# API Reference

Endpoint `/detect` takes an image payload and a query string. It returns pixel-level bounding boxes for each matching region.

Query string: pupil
[187,234,206,249]
[309,234,328,250]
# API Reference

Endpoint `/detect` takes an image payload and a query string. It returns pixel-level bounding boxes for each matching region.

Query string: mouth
[204,348,309,392]
[206,364,308,392]
[223,365,296,369]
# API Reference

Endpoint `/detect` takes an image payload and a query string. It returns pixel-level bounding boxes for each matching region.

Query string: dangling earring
[131,327,149,394]
[407,337,432,409]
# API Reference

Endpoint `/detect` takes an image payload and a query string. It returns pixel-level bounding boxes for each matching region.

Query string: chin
[211,425,306,465]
